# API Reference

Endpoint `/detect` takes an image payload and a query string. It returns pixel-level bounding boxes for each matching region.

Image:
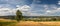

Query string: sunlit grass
[16,21,60,26]
[0,18,60,26]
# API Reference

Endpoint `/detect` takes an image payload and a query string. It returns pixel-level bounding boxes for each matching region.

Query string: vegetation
[0,19,17,26]
[22,16,60,21]
[0,11,60,26]
[16,21,60,26]
[1,19,60,26]
[15,10,23,22]
[0,22,16,26]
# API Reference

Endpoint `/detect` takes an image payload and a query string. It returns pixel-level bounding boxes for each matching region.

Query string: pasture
[0,19,17,26]
[16,21,60,26]
[0,19,60,26]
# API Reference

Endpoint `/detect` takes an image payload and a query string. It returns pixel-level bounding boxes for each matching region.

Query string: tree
[52,18,56,21]
[15,10,22,22]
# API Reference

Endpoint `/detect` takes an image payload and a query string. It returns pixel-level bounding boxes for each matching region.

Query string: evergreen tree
[15,10,22,22]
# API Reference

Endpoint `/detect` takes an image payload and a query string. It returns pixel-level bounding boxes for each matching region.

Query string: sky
[0,0,60,16]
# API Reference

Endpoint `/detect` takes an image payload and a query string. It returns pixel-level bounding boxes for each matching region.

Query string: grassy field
[0,19,17,26]
[0,19,60,26]
[16,21,60,26]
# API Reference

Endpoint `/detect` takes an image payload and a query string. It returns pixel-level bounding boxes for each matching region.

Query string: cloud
[29,4,60,16]
[0,7,17,16]
[0,5,31,16]
[43,7,60,16]
[0,4,16,9]
[58,1,60,5]
[46,10,51,13]
[16,5,31,13]
[16,5,46,16]
[17,5,31,11]
[16,5,31,16]
[16,4,59,16]
[0,4,59,16]
[0,0,32,5]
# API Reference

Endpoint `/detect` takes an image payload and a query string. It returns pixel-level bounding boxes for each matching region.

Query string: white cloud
[46,10,51,13]
[0,5,31,16]
[57,7,60,10]
[43,7,60,15]
[17,5,31,15]
[30,4,59,16]
[17,5,30,11]
[0,4,59,16]
[58,1,60,5]
[0,7,16,16]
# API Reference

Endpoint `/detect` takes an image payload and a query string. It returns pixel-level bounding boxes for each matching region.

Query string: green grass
[0,22,16,26]
[0,19,17,26]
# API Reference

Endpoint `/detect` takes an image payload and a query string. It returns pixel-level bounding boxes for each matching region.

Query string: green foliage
[22,16,59,21]
[15,10,23,22]
[51,18,56,21]
[0,21,16,26]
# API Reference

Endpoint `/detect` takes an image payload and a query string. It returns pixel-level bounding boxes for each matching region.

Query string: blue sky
[0,0,60,16]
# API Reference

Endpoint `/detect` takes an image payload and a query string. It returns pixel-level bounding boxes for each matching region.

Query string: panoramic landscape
[0,0,60,26]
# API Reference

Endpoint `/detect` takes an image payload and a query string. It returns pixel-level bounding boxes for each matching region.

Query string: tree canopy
[15,10,22,22]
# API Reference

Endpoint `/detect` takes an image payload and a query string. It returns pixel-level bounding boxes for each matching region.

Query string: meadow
[0,18,60,26]
[0,19,17,26]
[16,21,60,26]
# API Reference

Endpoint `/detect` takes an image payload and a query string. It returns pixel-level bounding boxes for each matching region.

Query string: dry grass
[40,22,60,26]
[0,19,17,26]
[0,18,17,22]
[16,21,60,26]
[0,19,60,26]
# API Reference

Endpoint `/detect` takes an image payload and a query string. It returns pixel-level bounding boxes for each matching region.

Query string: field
[0,19,60,26]
[16,21,60,26]
[0,19,17,26]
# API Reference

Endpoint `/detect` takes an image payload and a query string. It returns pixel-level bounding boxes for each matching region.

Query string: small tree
[15,10,22,22]
[52,18,56,21]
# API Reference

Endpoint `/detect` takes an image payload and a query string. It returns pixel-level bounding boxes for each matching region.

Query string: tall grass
[0,19,17,26]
